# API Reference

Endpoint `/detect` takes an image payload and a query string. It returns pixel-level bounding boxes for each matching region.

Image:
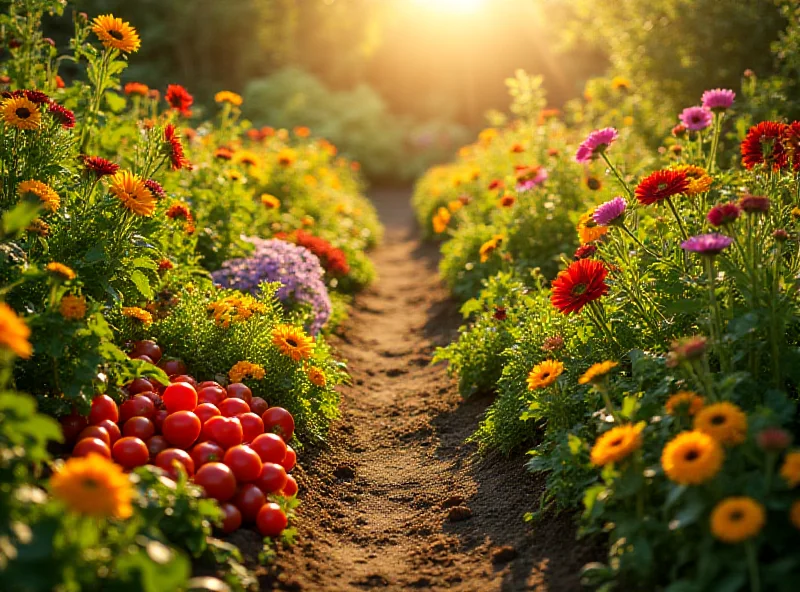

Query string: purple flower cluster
[212,238,332,335]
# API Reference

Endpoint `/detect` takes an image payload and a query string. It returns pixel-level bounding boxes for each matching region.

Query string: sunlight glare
[412,0,487,14]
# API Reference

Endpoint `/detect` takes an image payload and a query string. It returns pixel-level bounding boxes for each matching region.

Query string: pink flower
[575,127,618,163]
[681,233,733,256]
[516,167,548,191]
[706,203,741,227]
[679,106,713,131]
[701,88,735,112]
[592,197,627,226]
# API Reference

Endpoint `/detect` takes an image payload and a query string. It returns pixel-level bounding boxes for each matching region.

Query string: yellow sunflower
[577,212,609,245]
[214,91,243,106]
[693,402,748,446]
[661,431,724,485]
[1,96,41,130]
[261,194,281,209]
[18,180,60,211]
[665,391,705,416]
[432,207,451,234]
[479,234,504,263]
[527,359,564,391]
[578,361,618,385]
[710,497,765,544]
[272,325,314,361]
[673,164,713,195]
[233,150,261,168]
[590,423,644,466]
[90,14,141,54]
[122,307,153,326]
[277,148,297,167]
[790,500,800,530]
[59,294,87,321]
[780,451,800,488]
[307,367,327,387]
[109,171,155,217]
[0,302,32,359]
[229,361,266,383]
[611,76,631,91]
[50,453,134,518]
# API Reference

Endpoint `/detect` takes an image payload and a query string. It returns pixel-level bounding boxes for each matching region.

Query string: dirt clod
[441,495,465,508]
[333,465,356,480]
[491,546,518,564]
[447,506,473,522]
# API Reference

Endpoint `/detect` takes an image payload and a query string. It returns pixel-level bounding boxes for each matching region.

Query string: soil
[238,189,599,591]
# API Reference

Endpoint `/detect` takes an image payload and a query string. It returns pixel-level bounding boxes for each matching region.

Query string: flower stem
[704,256,729,373]
[600,152,634,199]
[706,112,724,174]
[619,222,660,259]
[746,541,761,592]
[666,197,690,241]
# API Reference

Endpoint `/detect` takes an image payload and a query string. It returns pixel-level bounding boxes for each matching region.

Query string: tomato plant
[238,412,264,443]
[129,340,162,363]
[197,385,226,406]
[77,425,111,446]
[249,397,269,416]
[123,416,156,440]
[119,395,156,423]
[282,475,299,497]
[190,441,225,468]
[146,435,169,461]
[220,503,242,533]
[226,383,252,405]
[218,398,250,418]
[95,419,121,444]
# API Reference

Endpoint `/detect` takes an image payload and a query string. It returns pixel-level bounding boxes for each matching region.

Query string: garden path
[235,188,597,591]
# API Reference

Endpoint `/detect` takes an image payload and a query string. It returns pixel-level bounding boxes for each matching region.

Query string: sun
[412,0,486,14]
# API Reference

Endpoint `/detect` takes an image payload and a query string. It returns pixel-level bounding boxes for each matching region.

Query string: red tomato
[154,409,169,432]
[155,448,195,479]
[197,380,223,390]
[119,395,156,423]
[96,419,121,445]
[170,374,197,388]
[281,445,297,473]
[224,445,263,482]
[194,462,237,501]
[238,412,264,443]
[197,385,226,406]
[219,398,250,418]
[130,340,162,363]
[219,502,242,533]
[162,382,198,414]
[60,412,88,443]
[158,358,187,377]
[112,436,149,469]
[89,395,119,424]
[162,411,201,449]
[256,503,288,538]
[233,483,266,522]
[190,441,225,468]
[77,425,111,446]
[203,416,243,449]
[226,383,252,405]
[73,437,111,458]
[261,407,294,442]
[282,475,298,497]
[249,397,269,416]
[128,378,154,396]
[123,416,155,440]
[195,403,221,425]
[139,391,164,410]
[250,433,287,464]
[146,435,169,461]
[254,462,287,494]
[133,355,153,363]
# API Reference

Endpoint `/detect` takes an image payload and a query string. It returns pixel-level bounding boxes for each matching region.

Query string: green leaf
[2,200,41,238]
[104,91,127,113]
[132,257,158,270]
[130,270,154,299]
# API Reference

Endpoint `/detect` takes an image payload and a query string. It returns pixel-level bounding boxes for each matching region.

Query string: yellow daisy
[109,171,155,217]
[526,360,564,390]
[51,453,134,518]
[1,96,41,130]
[18,180,60,211]
[90,14,141,54]
[272,325,314,362]
[578,361,618,386]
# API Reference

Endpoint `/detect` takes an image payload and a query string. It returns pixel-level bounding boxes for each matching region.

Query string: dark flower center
[15,107,30,118]
[82,477,98,489]
[729,510,743,522]
[610,437,623,447]
[109,29,125,41]
[710,414,726,425]
[541,372,550,379]
[286,338,298,347]
[684,449,700,461]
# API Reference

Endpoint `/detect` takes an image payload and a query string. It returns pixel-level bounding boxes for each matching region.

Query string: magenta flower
[516,167,548,191]
[706,203,741,227]
[575,127,619,163]
[701,88,735,112]
[679,106,713,131]
[681,233,733,256]
[592,197,627,226]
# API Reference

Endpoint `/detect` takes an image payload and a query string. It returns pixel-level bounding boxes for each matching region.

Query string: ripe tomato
[219,398,250,418]
[282,475,298,497]
[96,419,121,445]
[73,437,111,458]
[190,441,225,468]
[123,416,155,440]
[256,503,288,538]
[130,340,162,363]
[250,433,287,464]
[194,462,237,502]
[146,435,169,461]
[77,425,111,446]
[138,391,164,410]
[127,378,154,396]
[170,374,197,388]
[162,382,198,413]
[261,407,294,442]
[155,448,195,479]
[203,416,243,449]
[197,380,223,390]
[249,397,269,416]
[89,395,119,424]
[224,445,262,482]
[281,445,297,473]
[254,462,287,494]
[197,385,226,406]
[195,403,221,425]
[133,355,153,363]
[226,383,252,406]
[234,483,266,522]
[158,358,187,377]
[162,410,201,449]
[154,409,169,432]
[220,502,242,533]
[112,436,149,469]
[60,412,88,443]
[238,412,264,443]
[119,395,156,423]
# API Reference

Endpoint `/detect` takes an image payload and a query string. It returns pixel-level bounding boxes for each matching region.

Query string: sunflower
[432,208,451,234]
[526,360,564,390]
[0,302,32,359]
[234,150,261,168]
[790,501,800,530]
[261,194,281,209]
[550,258,609,315]
[710,497,765,544]
[59,294,87,320]
[661,431,724,485]
[50,453,134,518]
[277,148,297,167]
[611,76,631,91]
[673,164,713,195]
[693,402,748,446]
[635,169,689,206]
[665,391,704,416]
[122,307,153,326]
[214,91,243,106]
[577,212,609,244]
[579,361,618,385]
[0,96,41,130]
[18,180,59,211]
[479,235,504,263]
[307,367,327,387]
[780,451,800,488]
[109,171,155,217]
[46,262,76,281]
[90,14,141,54]
[272,325,314,361]
[590,423,644,466]
[228,361,266,383]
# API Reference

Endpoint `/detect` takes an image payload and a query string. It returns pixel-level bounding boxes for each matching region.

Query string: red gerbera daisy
[164,124,189,170]
[165,84,193,116]
[741,121,788,171]
[144,179,166,198]
[166,202,195,234]
[23,90,49,104]
[83,155,119,178]
[48,103,75,128]
[573,244,597,260]
[783,121,800,171]
[550,259,609,315]
[635,169,689,206]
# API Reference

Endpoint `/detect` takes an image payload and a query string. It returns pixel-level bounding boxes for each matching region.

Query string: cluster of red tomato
[59,340,298,538]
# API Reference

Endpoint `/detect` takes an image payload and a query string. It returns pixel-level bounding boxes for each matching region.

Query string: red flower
[23,90,49,104]
[573,244,597,260]
[158,259,174,271]
[550,259,609,315]
[635,169,689,206]
[83,156,119,178]
[165,84,193,115]
[488,179,504,191]
[48,103,75,128]
[707,203,741,227]
[741,121,788,170]
[55,75,65,89]
[290,230,350,275]
[493,307,507,321]
[783,121,800,171]
[166,203,195,234]
[144,179,166,198]
[164,124,189,170]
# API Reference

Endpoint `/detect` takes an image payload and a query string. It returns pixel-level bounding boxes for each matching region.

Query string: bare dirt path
[245,188,597,591]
